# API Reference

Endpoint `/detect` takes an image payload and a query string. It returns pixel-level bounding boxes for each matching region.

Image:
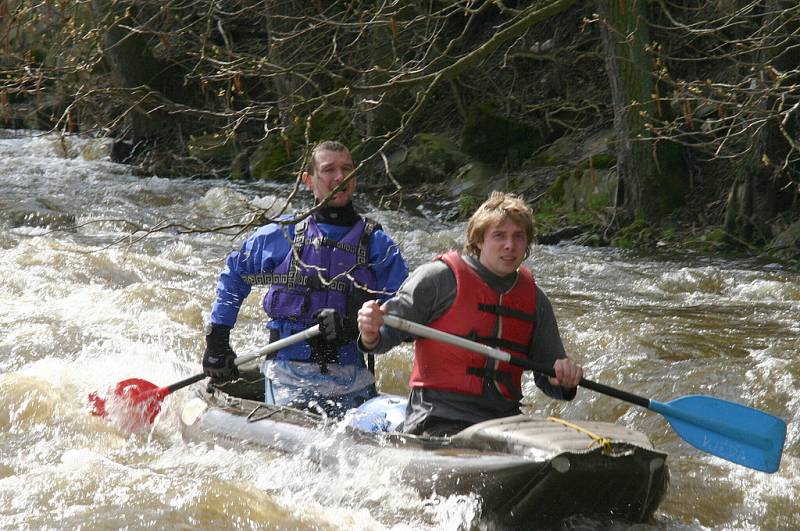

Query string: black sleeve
[529,287,577,401]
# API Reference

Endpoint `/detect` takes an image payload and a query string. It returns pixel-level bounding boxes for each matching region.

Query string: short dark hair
[307,140,350,174]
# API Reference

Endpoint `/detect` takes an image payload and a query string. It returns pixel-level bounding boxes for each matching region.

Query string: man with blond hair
[357,191,582,436]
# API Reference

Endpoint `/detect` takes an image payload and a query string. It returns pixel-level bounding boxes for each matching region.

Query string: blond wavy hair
[463,191,535,259]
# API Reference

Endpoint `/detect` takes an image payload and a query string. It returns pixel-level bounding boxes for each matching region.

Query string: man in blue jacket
[204,140,408,417]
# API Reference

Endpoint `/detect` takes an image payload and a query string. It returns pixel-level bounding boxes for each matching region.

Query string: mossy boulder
[388,133,468,185]
[447,160,498,212]
[305,107,360,149]
[461,104,548,167]
[187,132,237,162]
[767,220,800,258]
[527,129,615,169]
[248,106,359,181]
[248,134,298,181]
[554,168,618,214]
[530,135,576,167]
[611,218,653,248]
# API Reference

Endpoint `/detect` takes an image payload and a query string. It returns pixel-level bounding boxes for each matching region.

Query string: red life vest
[409,251,537,400]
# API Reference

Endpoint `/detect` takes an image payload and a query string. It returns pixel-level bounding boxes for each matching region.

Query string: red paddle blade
[87,378,168,430]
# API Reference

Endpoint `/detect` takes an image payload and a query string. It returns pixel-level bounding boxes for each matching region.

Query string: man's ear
[301,171,312,189]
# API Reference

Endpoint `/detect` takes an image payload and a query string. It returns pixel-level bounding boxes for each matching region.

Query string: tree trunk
[264,3,314,124]
[723,0,798,245]
[722,118,780,244]
[599,0,681,222]
[92,0,195,152]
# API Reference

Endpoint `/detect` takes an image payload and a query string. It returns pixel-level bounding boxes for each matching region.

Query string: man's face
[302,149,356,207]
[477,218,529,277]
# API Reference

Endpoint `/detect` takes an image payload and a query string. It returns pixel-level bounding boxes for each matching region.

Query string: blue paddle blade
[649,395,786,473]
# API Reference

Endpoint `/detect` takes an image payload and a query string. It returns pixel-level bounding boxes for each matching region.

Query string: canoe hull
[180,386,668,526]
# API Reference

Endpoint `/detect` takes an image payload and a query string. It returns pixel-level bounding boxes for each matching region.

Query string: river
[1,129,798,530]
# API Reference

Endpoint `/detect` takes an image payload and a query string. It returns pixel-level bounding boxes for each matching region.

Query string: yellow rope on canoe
[547,416,613,453]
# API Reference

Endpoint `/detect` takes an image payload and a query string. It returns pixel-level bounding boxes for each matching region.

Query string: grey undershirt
[361,253,575,433]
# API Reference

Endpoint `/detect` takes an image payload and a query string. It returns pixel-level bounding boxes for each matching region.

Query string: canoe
[180,371,669,526]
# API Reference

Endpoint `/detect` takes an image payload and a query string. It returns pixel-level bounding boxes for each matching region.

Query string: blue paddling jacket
[209,211,408,386]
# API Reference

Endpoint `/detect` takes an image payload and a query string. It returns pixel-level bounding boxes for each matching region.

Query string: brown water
[1,130,797,530]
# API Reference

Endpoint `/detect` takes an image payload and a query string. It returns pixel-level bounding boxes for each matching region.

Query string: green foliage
[1,0,797,252]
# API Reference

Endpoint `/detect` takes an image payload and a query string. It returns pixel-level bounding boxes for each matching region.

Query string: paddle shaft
[383,314,650,408]
[164,325,321,394]
[382,314,785,460]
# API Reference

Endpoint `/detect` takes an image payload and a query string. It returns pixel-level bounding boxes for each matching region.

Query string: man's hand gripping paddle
[383,314,787,473]
[88,325,320,431]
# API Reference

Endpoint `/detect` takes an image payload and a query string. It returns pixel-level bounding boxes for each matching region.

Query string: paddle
[88,325,320,430]
[382,314,786,473]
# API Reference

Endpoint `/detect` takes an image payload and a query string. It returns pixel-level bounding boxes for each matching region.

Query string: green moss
[187,132,237,162]
[229,149,251,180]
[531,197,568,236]
[547,171,573,202]
[391,133,468,185]
[611,218,653,248]
[249,134,296,180]
[526,154,559,167]
[587,153,615,169]
[306,107,359,147]
[587,192,610,211]
[458,195,483,220]
[702,228,729,243]
[614,237,634,249]
[30,48,47,65]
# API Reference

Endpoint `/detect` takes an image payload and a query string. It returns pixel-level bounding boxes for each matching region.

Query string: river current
[0,130,798,530]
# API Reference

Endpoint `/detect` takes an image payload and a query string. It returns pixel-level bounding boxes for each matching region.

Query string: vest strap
[282,218,310,287]
[357,218,379,266]
[308,236,358,254]
[242,272,348,292]
[478,303,535,322]
[466,366,524,401]
[466,330,529,356]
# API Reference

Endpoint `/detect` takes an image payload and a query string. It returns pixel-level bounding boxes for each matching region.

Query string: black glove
[203,324,239,382]
[315,308,359,349]
[308,309,358,373]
